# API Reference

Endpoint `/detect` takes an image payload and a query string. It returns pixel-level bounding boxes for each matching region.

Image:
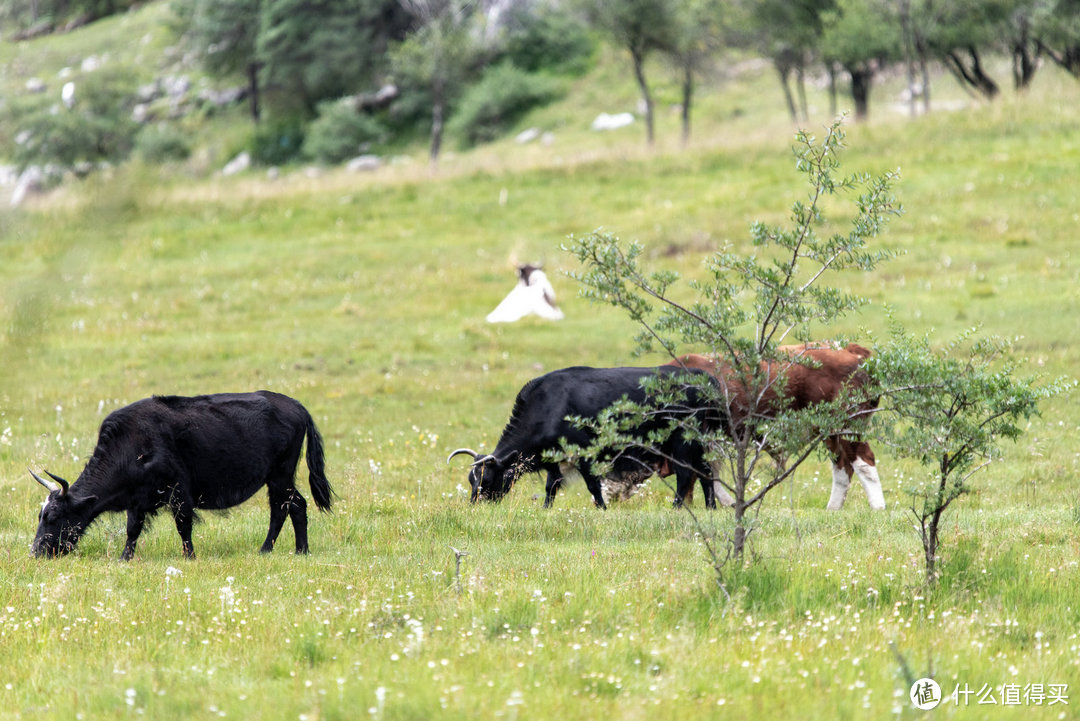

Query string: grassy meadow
[2,10,1080,719]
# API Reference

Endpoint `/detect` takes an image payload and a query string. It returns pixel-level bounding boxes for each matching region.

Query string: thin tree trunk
[828,62,838,119]
[776,63,798,123]
[944,47,1000,100]
[246,61,262,123]
[680,61,692,147]
[631,47,655,147]
[849,67,872,121]
[429,91,445,167]
[899,0,916,118]
[732,505,747,561]
[918,44,931,114]
[1011,16,1039,90]
[1038,40,1080,78]
[795,64,808,123]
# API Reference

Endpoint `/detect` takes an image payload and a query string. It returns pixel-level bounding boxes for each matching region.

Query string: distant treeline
[1,0,140,39]
[3,1,1080,173]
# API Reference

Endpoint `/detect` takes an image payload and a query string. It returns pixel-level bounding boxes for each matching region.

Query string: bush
[500,5,595,75]
[10,68,139,170]
[302,100,387,164]
[249,117,306,166]
[135,123,192,163]
[448,64,560,148]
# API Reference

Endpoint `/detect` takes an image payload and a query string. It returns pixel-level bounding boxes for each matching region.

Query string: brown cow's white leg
[707,462,736,506]
[826,462,852,510]
[712,482,736,507]
[853,458,885,510]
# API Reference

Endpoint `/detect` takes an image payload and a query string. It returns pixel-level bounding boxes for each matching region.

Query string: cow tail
[305,413,334,512]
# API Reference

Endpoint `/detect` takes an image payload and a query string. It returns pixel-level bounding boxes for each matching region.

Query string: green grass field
[2,7,1079,719]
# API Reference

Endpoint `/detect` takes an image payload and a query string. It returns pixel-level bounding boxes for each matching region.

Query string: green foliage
[9,67,139,170]
[820,0,902,69]
[302,100,387,164]
[565,119,902,566]
[582,0,678,55]
[390,0,484,160]
[500,4,597,74]
[249,116,306,165]
[448,64,562,148]
[134,122,192,163]
[184,0,261,77]
[0,0,141,33]
[256,0,409,115]
[868,319,1073,583]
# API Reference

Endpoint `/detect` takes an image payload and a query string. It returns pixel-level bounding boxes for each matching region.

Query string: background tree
[665,0,724,146]
[869,324,1067,585]
[1004,0,1044,90]
[185,0,264,123]
[820,0,901,121]
[566,119,901,566]
[742,0,833,123]
[581,0,677,147]
[391,0,482,166]
[1035,0,1080,78]
[257,0,408,116]
[921,0,1012,100]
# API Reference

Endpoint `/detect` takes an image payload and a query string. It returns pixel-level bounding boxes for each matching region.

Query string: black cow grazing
[447,366,725,509]
[30,391,333,560]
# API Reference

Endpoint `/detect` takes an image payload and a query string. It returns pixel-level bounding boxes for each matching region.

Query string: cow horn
[470,455,495,468]
[29,468,60,493]
[45,470,70,495]
[446,448,480,464]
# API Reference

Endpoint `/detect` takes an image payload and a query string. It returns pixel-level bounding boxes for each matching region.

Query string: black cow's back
[501,366,705,457]
[141,391,308,509]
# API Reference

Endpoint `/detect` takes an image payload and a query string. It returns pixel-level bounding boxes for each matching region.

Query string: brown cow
[666,342,884,510]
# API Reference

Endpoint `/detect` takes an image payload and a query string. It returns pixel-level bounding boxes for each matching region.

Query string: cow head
[29,469,93,557]
[446,449,520,502]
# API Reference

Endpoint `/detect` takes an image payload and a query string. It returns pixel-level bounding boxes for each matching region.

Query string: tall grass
[1,16,1079,719]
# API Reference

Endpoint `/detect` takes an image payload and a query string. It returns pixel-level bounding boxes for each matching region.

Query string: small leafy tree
[582,0,677,147]
[447,63,561,148]
[868,322,1070,585]
[391,0,482,166]
[565,119,901,567]
[184,0,265,123]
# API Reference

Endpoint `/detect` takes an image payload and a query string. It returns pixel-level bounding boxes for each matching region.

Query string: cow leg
[122,509,146,561]
[580,468,607,510]
[287,490,310,554]
[261,486,292,554]
[172,503,196,559]
[826,461,853,510]
[709,462,736,507]
[544,468,564,509]
[825,437,853,511]
[851,442,885,510]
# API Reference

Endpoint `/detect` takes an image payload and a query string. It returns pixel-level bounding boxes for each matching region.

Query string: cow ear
[77,494,98,507]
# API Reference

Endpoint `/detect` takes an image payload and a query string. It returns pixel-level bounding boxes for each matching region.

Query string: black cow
[30,391,333,560]
[447,366,724,509]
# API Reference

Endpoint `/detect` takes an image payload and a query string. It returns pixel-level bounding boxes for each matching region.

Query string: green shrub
[249,117,306,166]
[302,100,387,164]
[500,4,595,74]
[10,68,139,170]
[448,64,561,148]
[134,123,192,163]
